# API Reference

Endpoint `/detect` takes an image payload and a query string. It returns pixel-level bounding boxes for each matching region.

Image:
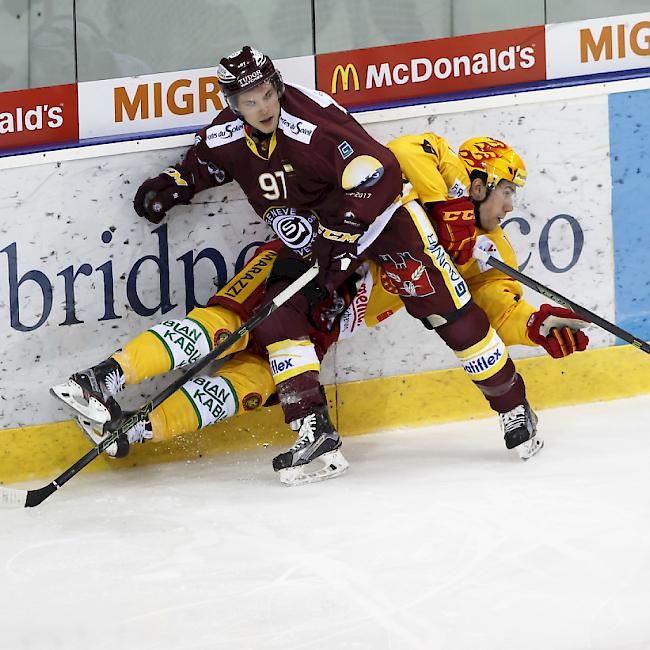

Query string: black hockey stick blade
[483,254,650,354]
[1,265,319,508]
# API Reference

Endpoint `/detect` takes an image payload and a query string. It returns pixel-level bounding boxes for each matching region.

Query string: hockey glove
[527,303,590,358]
[427,197,476,266]
[133,166,194,223]
[312,218,364,292]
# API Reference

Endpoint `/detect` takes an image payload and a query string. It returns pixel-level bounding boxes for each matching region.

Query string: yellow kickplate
[1,344,648,484]
[336,343,650,434]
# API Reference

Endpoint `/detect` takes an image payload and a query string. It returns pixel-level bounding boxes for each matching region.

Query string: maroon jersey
[178,84,403,257]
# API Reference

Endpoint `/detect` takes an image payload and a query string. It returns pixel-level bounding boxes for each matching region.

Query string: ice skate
[273,404,349,486]
[50,358,125,425]
[75,413,152,458]
[500,400,543,460]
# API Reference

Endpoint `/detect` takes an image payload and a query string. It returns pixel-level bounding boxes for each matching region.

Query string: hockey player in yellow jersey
[50,239,403,476]
[387,132,590,454]
[387,133,590,357]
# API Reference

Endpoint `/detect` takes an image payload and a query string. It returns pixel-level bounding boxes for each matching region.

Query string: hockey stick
[0,265,319,509]
[473,248,650,354]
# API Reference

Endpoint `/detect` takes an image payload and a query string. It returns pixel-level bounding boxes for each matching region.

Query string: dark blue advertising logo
[0,224,264,332]
[502,213,584,273]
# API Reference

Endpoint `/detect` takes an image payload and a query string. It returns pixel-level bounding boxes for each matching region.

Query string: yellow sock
[148,352,275,442]
[112,305,246,385]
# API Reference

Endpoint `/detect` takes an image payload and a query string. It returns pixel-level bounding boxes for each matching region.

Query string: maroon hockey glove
[427,197,477,266]
[133,167,194,223]
[312,220,364,292]
[527,303,590,359]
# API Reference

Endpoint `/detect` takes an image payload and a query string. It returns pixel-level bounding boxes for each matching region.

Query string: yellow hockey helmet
[458,137,527,189]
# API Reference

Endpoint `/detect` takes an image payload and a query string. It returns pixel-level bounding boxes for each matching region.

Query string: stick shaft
[486,256,650,354]
[3,265,319,508]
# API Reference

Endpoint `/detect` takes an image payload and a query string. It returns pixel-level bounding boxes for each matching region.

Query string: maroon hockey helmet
[217,46,284,113]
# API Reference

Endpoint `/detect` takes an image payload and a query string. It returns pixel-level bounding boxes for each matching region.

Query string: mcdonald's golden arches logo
[331,63,360,94]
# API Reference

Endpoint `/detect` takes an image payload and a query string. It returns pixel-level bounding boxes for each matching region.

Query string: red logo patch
[380,252,435,297]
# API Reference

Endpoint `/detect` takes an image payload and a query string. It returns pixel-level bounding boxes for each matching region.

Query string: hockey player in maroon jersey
[130,46,406,484]
[54,47,543,485]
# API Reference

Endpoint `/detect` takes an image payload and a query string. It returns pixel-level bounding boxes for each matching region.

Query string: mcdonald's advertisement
[317,25,546,108]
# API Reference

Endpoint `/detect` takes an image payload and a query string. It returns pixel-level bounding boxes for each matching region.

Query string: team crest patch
[379,252,436,297]
[262,206,318,257]
[214,329,231,346]
[243,393,263,410]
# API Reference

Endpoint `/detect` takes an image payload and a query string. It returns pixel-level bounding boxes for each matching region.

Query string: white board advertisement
[546,12,650,80]
[77,55,315,140]
[0,95,614,427]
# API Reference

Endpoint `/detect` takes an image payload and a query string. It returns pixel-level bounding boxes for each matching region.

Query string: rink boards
[0,79,649,483]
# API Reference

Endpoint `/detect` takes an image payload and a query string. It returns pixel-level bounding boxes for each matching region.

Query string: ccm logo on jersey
[440,208,474,221]
[318,224,361,243]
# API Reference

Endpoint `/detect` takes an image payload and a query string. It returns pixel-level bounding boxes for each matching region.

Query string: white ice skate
[50,358,125,425]
[75,414,152,458]
[273,406,350,486]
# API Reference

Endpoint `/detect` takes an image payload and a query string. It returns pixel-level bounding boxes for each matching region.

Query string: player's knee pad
[454,327,510,382]
[267,256,326,308]
[149,352,275,440]
[117,315,215,382]
[266,338,320,386]
[146,316,213,370]
[186,305,246,353]
[219,351,276,413]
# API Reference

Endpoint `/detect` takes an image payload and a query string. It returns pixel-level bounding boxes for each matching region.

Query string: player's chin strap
[471,244,650,354]
[0,265,320,510]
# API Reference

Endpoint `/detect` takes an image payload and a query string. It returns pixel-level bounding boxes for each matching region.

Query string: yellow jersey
[388,133,536,348]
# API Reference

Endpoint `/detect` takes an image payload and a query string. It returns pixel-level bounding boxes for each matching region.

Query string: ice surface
[2,394,650,650]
